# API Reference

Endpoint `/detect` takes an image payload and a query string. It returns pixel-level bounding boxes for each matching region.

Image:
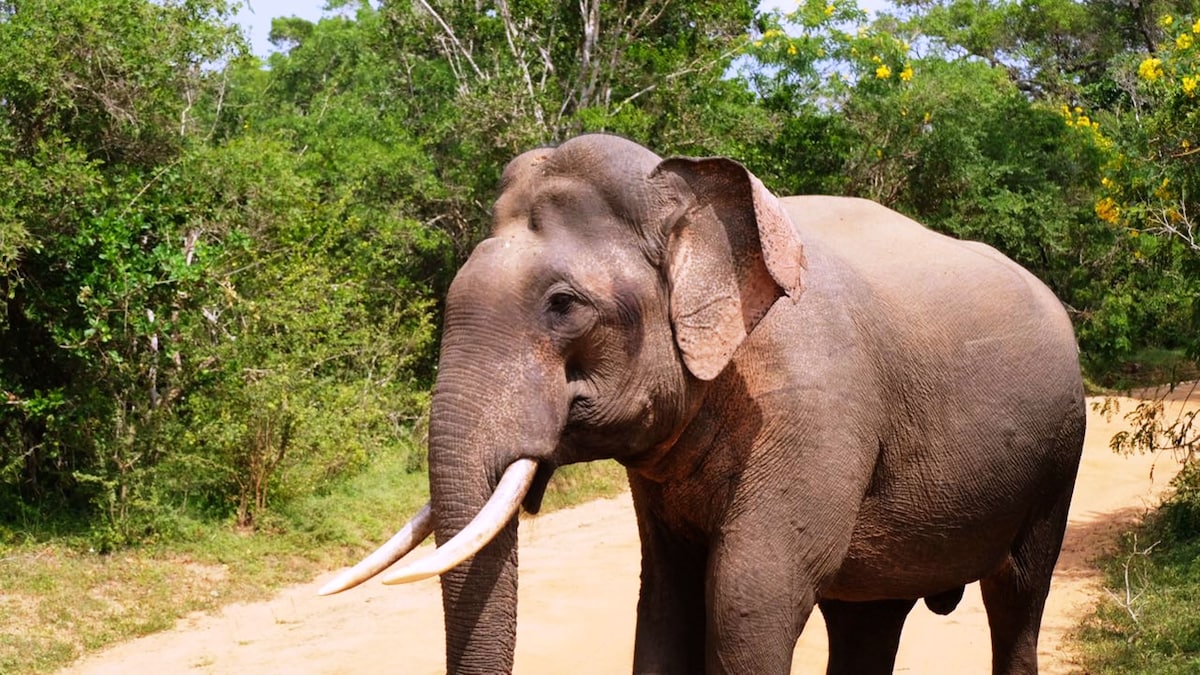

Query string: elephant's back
[780,195,1026,291]
[775,194,1082,451]
[778,195,1074,347]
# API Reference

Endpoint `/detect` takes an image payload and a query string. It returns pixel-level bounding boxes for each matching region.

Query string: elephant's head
[319,134,805,672]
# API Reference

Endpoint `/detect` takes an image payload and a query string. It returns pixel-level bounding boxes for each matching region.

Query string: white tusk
[380,458,538,585]
[317,503,435,596]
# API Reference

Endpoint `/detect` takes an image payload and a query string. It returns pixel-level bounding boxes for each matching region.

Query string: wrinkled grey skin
[428,134,1084,674]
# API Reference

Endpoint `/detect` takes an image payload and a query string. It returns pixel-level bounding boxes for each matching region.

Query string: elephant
[320,133,1086,675]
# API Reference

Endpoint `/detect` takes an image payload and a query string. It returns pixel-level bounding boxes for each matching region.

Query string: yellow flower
[1095,197,1121,224]
[1184,139,1193,149]
[1184,75,1199,97]
[1194,18,1200,34]
[1160,14,1174,28]
[876,64,892,79]
[788,44,798,56]
[899,64,914,82]
[1101,176,1114,188]
[1155,177,1172,200]
[825,4,835,16]
[1138,57,1164,81]
[764,29,784,39]
[1178,33,1194,50]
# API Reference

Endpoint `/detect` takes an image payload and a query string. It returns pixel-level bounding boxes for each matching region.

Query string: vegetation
[0,0,1198,671]
[1077,465,1200,673]
[1077,378,1200,671]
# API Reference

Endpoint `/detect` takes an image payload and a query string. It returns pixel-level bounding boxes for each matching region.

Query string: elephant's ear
[652,157,806,381]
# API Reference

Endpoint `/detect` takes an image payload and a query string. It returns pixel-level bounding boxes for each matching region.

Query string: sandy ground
[62,388,1197,674]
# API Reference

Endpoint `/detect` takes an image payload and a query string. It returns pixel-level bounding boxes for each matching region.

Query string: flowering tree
[1074,12,1200,370]
[1103,15,1200,251]
[749,0,1127,369]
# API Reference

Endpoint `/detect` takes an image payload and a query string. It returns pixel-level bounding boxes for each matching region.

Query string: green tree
[1085,12,1200,368]
[0,0,443,536]
[0,0,242,526]
[367,0,771,251]
[752,0,1197,373]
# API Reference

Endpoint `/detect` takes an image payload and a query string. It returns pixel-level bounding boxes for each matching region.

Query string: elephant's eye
[543,289,594,338]
[547,291,576,316]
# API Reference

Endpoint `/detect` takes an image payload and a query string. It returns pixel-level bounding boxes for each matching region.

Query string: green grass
[537,460,628,512]
[0,445,629,674]
[1076,468,1200,673]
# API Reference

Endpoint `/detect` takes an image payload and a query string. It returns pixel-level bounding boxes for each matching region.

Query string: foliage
[368,0,771,251]
[0,1,439,539]
[1080,11,1200,369]
[1101,385,1200,465]
[1097,380,1200,534]
[1,0,1200,667]
[1078,468,1200,673]
[750,1,1141,369]
[0,0,774,541]
[0,0,1196,566]
[1082,379,1200,671]
[0,0,245,529]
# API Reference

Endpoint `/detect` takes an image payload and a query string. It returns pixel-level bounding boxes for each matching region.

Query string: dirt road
[62,390,1193,674]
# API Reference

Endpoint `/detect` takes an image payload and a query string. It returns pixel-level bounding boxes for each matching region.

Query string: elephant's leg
[705,535,815,675]
[630,485,707,673]
[819,598,916,675]
[979,484,1075,675]
[632,540,706,673]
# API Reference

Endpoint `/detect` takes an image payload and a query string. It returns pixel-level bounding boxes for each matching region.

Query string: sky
[233,1,893,58]
[233,0,329,57]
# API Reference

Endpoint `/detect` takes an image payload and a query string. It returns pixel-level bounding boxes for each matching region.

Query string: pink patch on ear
[749,175,806,300]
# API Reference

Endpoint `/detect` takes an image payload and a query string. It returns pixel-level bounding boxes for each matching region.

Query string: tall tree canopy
[0,0,1196,539]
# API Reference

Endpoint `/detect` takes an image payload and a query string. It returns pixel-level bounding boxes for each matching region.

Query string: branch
[1103,534,1160,624]
[206,68,230,141]
[609,43,740,117]
[496,0,545,126]
[1145,188,1198,251]
[416,0,485,81]
[577,0,601,107]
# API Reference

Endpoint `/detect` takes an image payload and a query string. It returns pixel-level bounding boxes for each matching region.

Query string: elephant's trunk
[326,236,565,672]
[427,362,521,673]
[424,324,567,673]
